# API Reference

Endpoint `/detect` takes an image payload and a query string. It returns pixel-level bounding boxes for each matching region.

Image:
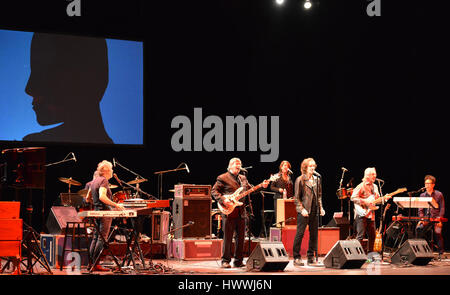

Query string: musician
[211,158,269,268]
[292,158,325,266]
[270,160,294,212]
[417,175,445,257]
[350,167,379,253]
[87,160,124,271]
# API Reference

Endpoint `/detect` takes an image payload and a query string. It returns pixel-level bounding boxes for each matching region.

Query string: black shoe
[233,261,246,268]
[293,258,304,266]
[221,262,231,269]
[307,257,315,265]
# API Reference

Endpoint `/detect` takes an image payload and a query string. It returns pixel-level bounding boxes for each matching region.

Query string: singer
[211,157,269,268]
[87,160,124,271]
[416,175,446,259]
[270,160,293,212]
[292,158,325,266]
[350,167,380,253]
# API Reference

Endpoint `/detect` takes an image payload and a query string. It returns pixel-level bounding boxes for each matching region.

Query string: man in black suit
[211,158,269,268]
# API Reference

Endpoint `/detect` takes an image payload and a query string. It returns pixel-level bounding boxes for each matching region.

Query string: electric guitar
[373,203,391,253]
[354,188,406,218]
[218,174,279,215]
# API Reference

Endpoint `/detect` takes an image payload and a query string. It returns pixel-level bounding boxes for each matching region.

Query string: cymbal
[169,189,175,193]
[127,178,147,185]
[58,177,81,186]
[109,184,119,189]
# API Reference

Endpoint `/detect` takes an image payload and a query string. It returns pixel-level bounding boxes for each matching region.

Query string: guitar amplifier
[175,184,211,198]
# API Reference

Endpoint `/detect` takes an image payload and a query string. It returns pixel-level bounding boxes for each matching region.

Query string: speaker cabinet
[46,206,81,234]
[390,239,433,265]
[323,240,367,269]
[173,197,211,239]
[246,241,289,271]
[326,212,350,240]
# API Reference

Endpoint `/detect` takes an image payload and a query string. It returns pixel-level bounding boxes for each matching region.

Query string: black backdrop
[0,1,448,248]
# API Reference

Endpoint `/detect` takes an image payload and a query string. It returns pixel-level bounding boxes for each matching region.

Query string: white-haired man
[87,160,124,271]
[350,167,380,253]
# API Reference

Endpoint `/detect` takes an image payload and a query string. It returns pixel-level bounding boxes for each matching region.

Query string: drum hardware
[58,177,81,193]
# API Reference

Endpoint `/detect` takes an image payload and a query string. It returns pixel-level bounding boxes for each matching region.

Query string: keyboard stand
[89,217,125,273]
[121,218,146,270]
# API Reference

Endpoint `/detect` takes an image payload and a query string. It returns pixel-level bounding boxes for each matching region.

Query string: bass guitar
[354,188,406,218]
[218,174,279,215]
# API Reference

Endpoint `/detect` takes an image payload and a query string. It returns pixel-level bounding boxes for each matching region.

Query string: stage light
[304,0,312,9]
[275,0,285,5]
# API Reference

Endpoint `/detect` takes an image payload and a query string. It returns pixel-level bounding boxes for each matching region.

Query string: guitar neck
[236,183,264,201]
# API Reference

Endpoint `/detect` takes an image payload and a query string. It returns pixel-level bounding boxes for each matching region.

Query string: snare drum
[112,190,131,203]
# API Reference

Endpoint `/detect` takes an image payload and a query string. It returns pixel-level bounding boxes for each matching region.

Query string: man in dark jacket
[211,158,269,268]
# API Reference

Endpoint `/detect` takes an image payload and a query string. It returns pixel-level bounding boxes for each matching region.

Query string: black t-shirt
[90,176,112,210]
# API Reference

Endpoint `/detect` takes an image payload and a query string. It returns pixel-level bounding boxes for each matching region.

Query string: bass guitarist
[211,157,270,268]
[350,167,380,253]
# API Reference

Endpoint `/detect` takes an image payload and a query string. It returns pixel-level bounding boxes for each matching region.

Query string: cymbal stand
[114,174,156,200]
[45,153,76,232]
[154,163,188,199]
[113,158,153,198]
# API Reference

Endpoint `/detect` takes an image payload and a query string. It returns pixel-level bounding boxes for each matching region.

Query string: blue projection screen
[0,29,143,145]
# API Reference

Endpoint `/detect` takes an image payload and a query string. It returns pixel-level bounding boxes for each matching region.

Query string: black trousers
[416,222,445,254]
[354,216,376,253]
[222,215,246,263]
[292,205,318,259]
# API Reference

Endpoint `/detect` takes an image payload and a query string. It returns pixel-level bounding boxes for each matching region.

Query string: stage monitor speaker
[46,206,81,234]
[246,241,289,272]
[323,239,367,269]
[173,197,211,239]
[390,239,433,265]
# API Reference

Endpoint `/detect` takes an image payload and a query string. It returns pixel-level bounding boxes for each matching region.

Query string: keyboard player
[87,160,124,271]
[417,175,445,258]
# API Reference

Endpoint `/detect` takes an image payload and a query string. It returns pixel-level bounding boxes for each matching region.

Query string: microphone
[376,178,385,183]
[72,152,77,162]
[113,173,122,185]
[418,187,426,192]
[187,221,195,226]
[184,163,190,173]
[313,171,321,177]
[240,167,248,173]
[113,158,116,167]
[341,167,348,172]
[288,168,293,174]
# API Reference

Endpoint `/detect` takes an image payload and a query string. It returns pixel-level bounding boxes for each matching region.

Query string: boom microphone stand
[153,163,189,199]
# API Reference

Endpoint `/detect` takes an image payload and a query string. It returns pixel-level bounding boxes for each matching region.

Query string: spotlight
[304,0,312,9]
[275,0,285,5]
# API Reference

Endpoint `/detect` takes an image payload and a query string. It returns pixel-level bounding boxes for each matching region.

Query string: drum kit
[57,176,148,203]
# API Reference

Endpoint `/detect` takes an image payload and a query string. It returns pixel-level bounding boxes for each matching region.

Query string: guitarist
[211,158,270,268]
[350,167,380,253]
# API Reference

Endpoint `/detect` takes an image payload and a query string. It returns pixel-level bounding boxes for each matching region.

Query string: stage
[2,251,449,276]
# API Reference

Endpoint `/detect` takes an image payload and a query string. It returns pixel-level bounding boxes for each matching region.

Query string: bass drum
[112,190,131,203]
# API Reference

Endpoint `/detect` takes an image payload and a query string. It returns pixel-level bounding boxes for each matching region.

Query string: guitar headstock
[268,174,280,182]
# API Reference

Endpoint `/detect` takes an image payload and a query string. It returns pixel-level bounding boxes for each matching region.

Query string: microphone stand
[153,163,188,199]
[42,153,76,233]
[337,169,346,213]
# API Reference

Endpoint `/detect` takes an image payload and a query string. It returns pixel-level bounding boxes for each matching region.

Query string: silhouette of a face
[25,33,108,125]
